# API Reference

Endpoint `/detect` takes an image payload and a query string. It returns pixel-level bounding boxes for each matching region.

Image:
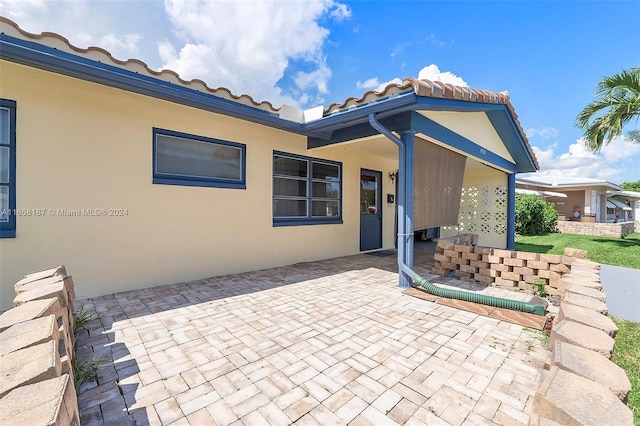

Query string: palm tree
[576,67,640,152]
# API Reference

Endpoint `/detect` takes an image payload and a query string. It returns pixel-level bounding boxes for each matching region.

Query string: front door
[360,169,382,251]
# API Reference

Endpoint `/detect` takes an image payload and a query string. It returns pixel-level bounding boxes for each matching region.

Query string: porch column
[507,172,516,250]
[398,130,415,287]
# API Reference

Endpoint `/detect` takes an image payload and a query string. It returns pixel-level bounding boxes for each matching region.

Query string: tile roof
[0,16,279,114]
[326,78,539,169]
[1,16,538,169]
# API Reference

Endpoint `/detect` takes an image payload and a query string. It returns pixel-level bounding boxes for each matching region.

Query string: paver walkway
[75,252,548,425]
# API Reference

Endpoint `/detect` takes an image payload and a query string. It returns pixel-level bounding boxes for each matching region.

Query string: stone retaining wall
[0,266,80,426]
[556,220,635,238]
[431,234,583,296]
[529,258,634,425]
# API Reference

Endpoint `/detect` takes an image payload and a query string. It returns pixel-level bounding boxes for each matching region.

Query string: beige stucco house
[516,176,629,223]
[0,17,539,309]
[608,190,640,223]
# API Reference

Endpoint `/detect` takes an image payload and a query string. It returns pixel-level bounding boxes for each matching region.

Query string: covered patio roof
[609,190,640,200]
[516,188,568,198]
[305,79,538,175]
[607,198,632,211]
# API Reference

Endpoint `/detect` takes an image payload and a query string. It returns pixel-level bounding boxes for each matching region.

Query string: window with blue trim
[153,128,246,189]
[0,99,16,238]
[273,151,342,226]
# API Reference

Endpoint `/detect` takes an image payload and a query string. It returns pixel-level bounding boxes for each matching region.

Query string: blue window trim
[273,150,343,227]
[0,99,16,238]
[152,128,246,189]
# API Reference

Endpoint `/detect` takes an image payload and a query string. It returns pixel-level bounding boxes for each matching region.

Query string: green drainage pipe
[410,273,546,316]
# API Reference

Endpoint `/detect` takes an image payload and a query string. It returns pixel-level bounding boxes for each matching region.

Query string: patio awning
[516,188,568,198]
[607,198,632,211]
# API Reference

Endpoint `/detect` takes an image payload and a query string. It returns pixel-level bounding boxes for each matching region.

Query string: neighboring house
[516,176,627,223]
[0,17,538,309]
[608,190,640,223]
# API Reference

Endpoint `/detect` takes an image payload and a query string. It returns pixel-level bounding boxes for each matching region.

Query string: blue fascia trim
[411,112,517,173]
[507,173,516,250]
[485,110,537,173]
[152,127,247,189]
[0,98,17,238]
[414,96,507,111]
[308,112,412,149]
[304,92,418,135]
[0,35,305,134]
[307,96,509,137]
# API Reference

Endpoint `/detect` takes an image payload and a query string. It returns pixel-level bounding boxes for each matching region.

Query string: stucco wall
[0,60,398,309]
[440,167,508,248]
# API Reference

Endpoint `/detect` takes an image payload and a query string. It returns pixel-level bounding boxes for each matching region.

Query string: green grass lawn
[611,316,640,424]
[515,232,640,269]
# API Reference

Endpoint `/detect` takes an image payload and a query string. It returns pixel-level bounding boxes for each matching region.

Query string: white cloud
[390,42,411,58]
[294,60,331,94]
[526,127,558,140]
[356,77,402,92]
[526,136,640,183]
[0,0,144,60]
[424,33,446,47]
[417,64,468,87]
[329,2,351,20]
[356,78,382,90]
[357,64,468,94]
[390,33,448,58]
[1,0,350,107]
[160,0,350,107]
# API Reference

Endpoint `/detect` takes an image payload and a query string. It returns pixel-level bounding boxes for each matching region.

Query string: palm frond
[576,67,640,152]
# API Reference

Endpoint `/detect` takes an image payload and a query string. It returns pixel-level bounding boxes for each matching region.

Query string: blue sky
[2,0,639,183]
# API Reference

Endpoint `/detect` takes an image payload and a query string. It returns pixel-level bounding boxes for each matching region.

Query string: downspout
[368,113,545,316]
[368,114,413,287]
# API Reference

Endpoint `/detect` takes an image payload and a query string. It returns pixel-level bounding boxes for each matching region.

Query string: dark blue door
[360,169,382,251]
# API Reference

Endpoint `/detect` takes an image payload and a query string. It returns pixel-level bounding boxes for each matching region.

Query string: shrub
[543,200,559,233]
[515,194,558,235]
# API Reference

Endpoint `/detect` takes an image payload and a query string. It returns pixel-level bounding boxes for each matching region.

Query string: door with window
[360,169,382,251]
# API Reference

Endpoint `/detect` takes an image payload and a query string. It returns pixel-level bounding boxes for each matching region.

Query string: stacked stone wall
[432,234,581,295]
[556,220,635,238]
[0,266,80,426]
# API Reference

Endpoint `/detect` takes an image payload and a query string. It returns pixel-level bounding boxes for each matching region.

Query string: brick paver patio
[75,252,548,425]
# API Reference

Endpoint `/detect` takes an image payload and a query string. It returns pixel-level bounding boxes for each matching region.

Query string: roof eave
[0,34,305,134]
[303,91,418,137]
[305,94,537,173]
[1,28,538,175]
